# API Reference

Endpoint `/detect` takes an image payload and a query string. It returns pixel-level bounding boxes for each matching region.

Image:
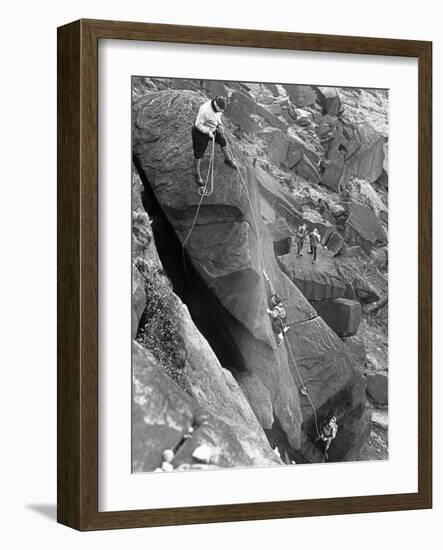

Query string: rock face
[133,342,280,471]
[266,217,294,256]
[227,91,287,135]
[133,89,370,461]
[342,202,387,253]
[346,123,385,183]
[132,169,280,471]
[365,372,388,406]
[278,250,346,301]
[284,85,317,108]
[326,231,345,255]
[316,87,342,116]
[313,298,362,337]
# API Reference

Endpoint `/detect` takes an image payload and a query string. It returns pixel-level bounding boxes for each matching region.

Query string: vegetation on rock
[136,263,189,393]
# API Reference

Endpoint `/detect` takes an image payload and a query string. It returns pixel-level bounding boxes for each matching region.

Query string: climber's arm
[263,270,276,298]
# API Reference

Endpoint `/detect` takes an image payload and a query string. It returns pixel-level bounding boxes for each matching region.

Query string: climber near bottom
[320,416,338,461]
[191,95,237,186]
[263,271,290,347]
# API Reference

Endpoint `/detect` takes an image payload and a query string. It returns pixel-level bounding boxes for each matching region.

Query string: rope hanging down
[225,136,266,274]
[182,136,216,269]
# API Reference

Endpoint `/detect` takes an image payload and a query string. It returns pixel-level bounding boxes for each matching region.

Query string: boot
[221,146,237,169]
[194,158,203,186]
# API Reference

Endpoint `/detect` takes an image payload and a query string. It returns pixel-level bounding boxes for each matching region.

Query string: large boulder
[365,372,388,406]
[258,128,289,166]
[312,298,362,337]
[133,89,369,460]
[266,217,292,256]
[278,250,346,301]
[326,231,345,255]
[284,84,317,107]
[342,201,387,253]
[335,255,387,304]
[226,91,287,135]
[316,87,342,116]
[345,123,385,183]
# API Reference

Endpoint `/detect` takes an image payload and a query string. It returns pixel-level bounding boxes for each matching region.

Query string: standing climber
[294,223,307,257]
[308,228,321,263]
[192,96,237,185]
[320,416,338,461]
[263,271,289,346]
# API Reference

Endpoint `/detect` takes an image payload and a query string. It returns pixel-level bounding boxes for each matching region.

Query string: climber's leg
[312,246,317,263]
[193,158,203,186]
[217,128,237,169]
[191,125,209,185]
[296,239,303,256]
[221,146,237,169]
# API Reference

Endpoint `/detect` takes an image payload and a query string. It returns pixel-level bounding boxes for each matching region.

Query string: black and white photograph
[131,77,389,473]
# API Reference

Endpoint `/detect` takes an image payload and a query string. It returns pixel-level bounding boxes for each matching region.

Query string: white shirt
[195,100,222,134]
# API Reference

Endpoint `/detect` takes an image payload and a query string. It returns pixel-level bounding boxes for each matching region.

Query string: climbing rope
[225,136,267,273]
[286,340,322,440]
[226,133,323,442]
[182,136,216,269]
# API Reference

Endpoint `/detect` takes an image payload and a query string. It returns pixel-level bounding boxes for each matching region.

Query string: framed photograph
[57,19,432,530]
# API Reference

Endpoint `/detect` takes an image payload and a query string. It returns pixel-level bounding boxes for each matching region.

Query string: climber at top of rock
[294,223,308,257]
[192,95,238,186]
[308,228,321,263]
[263,270,290,347]
[320,416,338,461]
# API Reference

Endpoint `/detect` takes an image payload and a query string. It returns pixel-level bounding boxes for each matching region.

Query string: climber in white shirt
[192,96,237,185]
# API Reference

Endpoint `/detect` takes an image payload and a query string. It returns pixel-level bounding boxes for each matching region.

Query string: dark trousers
[296,238,304,255]
[192,126,227,159]
[309,245,317,261]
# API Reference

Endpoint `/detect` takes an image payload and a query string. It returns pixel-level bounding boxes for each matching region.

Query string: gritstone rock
[132,342,279,471]
[342,201,387,253]
[133,89,370,461]
[266,218,293,256]
[316,87,342,116]
[312,298,362,337]
[365,372,388,406]
[226,91,287,135]
[325,231,345,255]
[278,250,346,301]
[284,84,317,107]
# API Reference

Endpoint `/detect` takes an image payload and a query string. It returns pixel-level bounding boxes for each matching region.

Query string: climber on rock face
[294,224,307,256]
[308,228,321,263]
[267,297,289,347]
[192,96,237,186]
[320,416,338,461]
[263,271,290,346]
